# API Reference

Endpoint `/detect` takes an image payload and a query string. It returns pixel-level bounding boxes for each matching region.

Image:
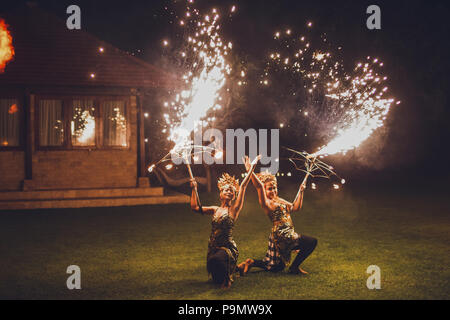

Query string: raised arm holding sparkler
[189,155,260,289]
[189,179,206,214]
[291,172,309,212]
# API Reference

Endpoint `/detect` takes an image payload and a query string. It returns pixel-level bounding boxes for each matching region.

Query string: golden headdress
[257,171,277,184]
[217,173,239,192]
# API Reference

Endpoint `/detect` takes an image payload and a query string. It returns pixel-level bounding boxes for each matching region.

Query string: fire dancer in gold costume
[190,156,260,288]
[239,156,317,275]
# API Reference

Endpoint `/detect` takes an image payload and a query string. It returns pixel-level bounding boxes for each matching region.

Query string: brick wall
[32,148,137,190]
[0,151,25,191]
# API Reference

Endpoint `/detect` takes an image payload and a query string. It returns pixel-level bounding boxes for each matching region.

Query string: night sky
[2,0,450,183]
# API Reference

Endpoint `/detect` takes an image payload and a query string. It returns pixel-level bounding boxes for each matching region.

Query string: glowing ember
[8,104,18,114]
[0,19,15,72]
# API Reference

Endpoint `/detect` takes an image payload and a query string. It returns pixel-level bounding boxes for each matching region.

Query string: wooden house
[0,4,188,209]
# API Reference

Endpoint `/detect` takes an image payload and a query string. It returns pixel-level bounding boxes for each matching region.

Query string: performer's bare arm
[190,179,217,215]
[291,174,309,212]
[244,156,271,213]
[231,155,261,220]
[277,197,293,211]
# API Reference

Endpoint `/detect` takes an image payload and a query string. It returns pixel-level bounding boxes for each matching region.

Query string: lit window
[39,99,64,146]
[102,100,127,147]
[0,98,20,147]
[71,100,96,146]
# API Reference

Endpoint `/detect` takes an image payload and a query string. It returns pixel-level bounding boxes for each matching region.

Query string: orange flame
[0,18,15,72]
[8,104,18,114]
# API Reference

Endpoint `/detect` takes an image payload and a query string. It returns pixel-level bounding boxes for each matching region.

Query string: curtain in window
[71,100,95,146]
[103,101,127,147]
[39,99,64,146]
[0,98,20,147]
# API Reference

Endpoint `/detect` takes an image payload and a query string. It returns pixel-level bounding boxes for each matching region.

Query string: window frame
[35,96,68,150]
[35,95,130,151]
[0,95,25,151]
[99,97,131,150]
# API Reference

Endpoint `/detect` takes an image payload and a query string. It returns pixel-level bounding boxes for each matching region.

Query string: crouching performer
[240,156,318,275]
[190,155,260,288]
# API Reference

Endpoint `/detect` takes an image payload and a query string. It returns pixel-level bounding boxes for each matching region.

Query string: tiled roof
[0,4,177,89]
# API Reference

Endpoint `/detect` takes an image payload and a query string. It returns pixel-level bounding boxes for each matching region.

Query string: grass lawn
[0,182,449,300]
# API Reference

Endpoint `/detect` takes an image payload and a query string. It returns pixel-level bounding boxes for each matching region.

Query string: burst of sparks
[163,5,233,157]
[312,56,398,157]
[264,22,400,160]
[0,19,15,72]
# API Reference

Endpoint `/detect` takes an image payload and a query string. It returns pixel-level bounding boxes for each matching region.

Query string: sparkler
[148,144,221,173]
[0,18,14,72]
[148,143,221,208]
[184,152,201,208]
[285,147,344,189]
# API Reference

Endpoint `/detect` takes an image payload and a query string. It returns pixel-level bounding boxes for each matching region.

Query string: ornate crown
[217,173,239,192]
[257,171,277,184]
